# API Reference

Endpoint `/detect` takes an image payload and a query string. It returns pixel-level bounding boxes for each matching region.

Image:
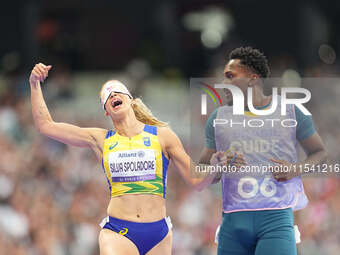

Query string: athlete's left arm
[158,127,228,191]
[299,132,328,168]
[271,132,327,181]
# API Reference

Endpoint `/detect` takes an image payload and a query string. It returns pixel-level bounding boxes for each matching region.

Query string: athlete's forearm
[296,148,328,175]
[186,151,238,190]
[193,171,219,191]
[30,81,53,132]
[188,162,220,191]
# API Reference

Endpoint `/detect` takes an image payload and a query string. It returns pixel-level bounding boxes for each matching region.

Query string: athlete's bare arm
[199,147,247,184]
[199,147,222,184]
[157,127,217,190]
[271,132,327,181]
[299,132,327,165]
[157,127,246,191]
[29,63,106,159]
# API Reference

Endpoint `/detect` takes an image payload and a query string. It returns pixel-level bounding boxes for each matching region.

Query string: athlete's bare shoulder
[157,126,175,159]
[157,126,182,150]
[157,126,175,141]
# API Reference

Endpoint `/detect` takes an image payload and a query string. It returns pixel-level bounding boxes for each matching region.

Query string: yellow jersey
[102,124,169,198]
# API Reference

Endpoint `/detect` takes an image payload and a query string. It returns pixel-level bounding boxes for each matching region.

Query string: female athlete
[29,63,244,255]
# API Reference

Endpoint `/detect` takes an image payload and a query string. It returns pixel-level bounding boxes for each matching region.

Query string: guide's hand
[270,158,299,182]
[211,151,247,168]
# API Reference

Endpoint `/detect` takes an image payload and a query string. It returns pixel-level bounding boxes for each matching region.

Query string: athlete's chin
[112,105,123,112]
[110,107,128,117]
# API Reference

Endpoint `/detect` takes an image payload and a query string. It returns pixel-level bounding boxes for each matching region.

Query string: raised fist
[29,63,52,85]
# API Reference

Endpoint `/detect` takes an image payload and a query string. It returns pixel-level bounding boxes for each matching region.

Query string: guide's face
[223,59,253,105]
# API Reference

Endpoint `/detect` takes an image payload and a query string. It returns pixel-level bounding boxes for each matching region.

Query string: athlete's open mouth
[112,99,123,108]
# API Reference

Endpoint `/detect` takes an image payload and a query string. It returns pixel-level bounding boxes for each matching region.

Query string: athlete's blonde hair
[131,97,168,127]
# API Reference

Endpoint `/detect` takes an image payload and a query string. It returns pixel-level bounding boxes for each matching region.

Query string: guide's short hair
[229,46,270,78]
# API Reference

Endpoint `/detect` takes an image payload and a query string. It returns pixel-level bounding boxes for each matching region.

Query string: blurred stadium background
[1,0,340,254]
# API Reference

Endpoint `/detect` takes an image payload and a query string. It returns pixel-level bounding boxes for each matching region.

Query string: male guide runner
[200,47,327,255]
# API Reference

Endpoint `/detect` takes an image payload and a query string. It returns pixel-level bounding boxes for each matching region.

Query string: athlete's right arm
[200,109,221,183]
[29,63,106,154]
[199,147,222,184]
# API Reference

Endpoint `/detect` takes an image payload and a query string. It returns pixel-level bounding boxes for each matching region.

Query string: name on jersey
[110,160,155,173]
[108,149,156,182]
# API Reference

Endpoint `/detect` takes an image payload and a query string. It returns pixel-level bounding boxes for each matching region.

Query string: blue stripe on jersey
[105,130,116,139]
[144,124,157,135]
[102,158,112,193]
[162,152,169,198]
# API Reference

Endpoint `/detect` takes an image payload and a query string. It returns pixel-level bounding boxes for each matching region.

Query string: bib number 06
[237,175,277,199]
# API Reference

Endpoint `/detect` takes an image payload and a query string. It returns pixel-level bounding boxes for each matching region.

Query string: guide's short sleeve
[205,109,218,149]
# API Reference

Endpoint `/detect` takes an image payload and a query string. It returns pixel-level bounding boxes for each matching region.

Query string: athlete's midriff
[107,194,166,222]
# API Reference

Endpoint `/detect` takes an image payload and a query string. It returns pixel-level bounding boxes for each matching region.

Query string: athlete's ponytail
[131,98,168,127]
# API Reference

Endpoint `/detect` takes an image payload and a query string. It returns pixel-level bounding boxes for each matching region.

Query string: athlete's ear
[130,97,136,107]
[248,74,259,87]
[105,110,109,116]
